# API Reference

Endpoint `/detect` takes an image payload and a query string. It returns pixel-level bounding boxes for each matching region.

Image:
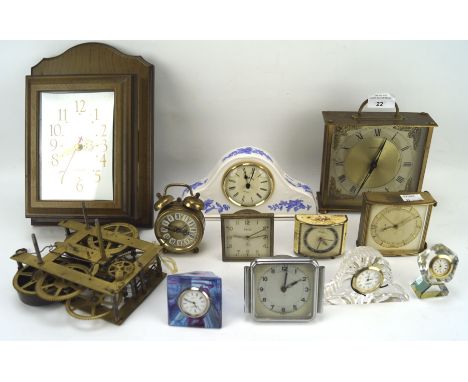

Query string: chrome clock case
[244,256,325,322]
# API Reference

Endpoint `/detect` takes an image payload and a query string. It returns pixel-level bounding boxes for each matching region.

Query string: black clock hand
[354,139,387,195]
[284,279,302,289]
[246,228,266,239]
[249,168,255,183]
[281,269,289,293]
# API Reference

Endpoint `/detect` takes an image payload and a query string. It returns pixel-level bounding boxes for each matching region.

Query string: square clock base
[167,272,222,329]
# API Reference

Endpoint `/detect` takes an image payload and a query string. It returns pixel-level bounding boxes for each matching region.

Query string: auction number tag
[368,92,396,109]
[401,194,424,202]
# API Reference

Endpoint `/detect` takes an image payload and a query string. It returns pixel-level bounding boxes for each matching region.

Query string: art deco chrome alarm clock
[411,244,458,299]
[244,256,324,321]
[318,99,437,212]
[185,146,317,218]
[154,183,205,254]
[294,214,347,258]
[167,272,222,328]
[325,246,409,304]
[357,191,436,256]
[221,209,274,261]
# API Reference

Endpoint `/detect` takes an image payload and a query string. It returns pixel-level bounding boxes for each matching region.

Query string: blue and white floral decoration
[284,174,314,196]
[203,199,230,213]
[268,199,312,213]
[183,178,208,195]
[222,146,273,162]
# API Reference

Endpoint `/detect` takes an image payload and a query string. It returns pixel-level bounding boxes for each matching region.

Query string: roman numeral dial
[222,162,274,207]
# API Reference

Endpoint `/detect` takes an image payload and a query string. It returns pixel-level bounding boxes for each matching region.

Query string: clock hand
[380,215,419,232]
[247,228,266,239]
[248,234,268,240]
[60,136,83,184]
[284,279,302,289]
[354,139,387,195]
[281,269,289,293]
[249,168,256,183]
[316,238,323,250]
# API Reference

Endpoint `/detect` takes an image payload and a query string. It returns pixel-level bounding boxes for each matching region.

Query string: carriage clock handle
[357,99,400,119]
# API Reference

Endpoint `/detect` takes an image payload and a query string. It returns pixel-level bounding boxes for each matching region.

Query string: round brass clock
[351,265,385,295]
[154,183,205,254]
[318,100,437,212]
[222,162,274,207]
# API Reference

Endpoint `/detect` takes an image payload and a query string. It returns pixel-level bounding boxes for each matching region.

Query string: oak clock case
[244,256,324,321]
[221,209,274,261]
[318,100,437,212]
[25,43,154,227]
[357,191,437,256]
[154,183,205,254]
[294,214,347,258]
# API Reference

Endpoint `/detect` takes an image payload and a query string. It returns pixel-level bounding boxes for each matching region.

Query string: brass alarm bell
[153,183,206,254]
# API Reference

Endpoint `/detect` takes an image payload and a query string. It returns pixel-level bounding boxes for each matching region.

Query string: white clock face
[177,288,210,318]
[223,163,273,207]
[430,257,451,278]
[39,91,114,201]
[352,268,383,294]
[223,216,272,259]
[254,264,313,319]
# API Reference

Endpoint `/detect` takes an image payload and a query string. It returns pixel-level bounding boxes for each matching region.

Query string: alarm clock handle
[163,183,194,197]
[357,99,400,119]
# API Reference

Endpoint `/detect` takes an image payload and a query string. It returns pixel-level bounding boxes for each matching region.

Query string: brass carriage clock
[318,100,437,212]
[154,183,205,254]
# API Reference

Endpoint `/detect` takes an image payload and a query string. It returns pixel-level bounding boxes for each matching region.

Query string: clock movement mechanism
[11,211,166,325]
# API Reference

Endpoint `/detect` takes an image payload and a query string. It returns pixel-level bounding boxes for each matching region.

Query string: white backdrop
[0,40,467,340]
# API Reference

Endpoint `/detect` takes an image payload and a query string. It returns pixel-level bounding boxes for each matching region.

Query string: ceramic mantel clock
[318,100,437,212]
[185,146,317,218]
[25,42,154,227]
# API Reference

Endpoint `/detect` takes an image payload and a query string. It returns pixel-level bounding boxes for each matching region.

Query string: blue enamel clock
[167,272,222,328]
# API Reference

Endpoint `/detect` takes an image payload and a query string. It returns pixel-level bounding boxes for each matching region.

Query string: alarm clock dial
[223,216,273,260]
[177,288,211,318]
[351,267,384,295]
[368,205,426,250]
[155,209,203,252]
[429,255,452,279]
[254,263,314,319]
[40,91,115,201]
[222,162,273,207]
[302,226,339,255]
[329,126,427,197]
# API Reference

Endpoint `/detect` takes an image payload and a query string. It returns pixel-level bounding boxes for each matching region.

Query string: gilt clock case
[318,105,437,212]
[25,43,154,227]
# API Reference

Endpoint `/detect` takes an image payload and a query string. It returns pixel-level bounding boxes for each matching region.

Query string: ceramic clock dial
[222,162,273,207]
[40,91,114,201]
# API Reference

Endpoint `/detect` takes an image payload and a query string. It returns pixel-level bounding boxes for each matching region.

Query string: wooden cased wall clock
[25,43,154,227]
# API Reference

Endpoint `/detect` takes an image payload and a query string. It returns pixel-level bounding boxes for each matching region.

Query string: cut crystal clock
[411,243,458,298]
[167,272,222,328]
[186,146,317,218]
[244,256,324,321]
[325,246,409,304]
[318,100,437,212]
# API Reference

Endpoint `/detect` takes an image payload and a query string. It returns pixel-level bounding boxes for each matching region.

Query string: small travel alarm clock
[294,214,347,258]
[154,183,205,254]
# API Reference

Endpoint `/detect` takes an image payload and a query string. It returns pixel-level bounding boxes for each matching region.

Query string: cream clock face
[177,288,210,318]
[366,205,427,251]
[302,226,340,255]
[222,216,272,259]
[329,126,426,197]
[254,263,313,319]
[352,267,384,294]
[429,256,452,278]
[222,163,273,207]
[39,92,114,201]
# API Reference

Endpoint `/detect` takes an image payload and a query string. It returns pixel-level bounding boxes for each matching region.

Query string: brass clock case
[318,100,437,212]
[222,161,274,207]
[357,191,437,256]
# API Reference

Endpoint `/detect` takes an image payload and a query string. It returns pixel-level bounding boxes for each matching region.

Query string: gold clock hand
[354,139,387,195]
[60,136,83,184]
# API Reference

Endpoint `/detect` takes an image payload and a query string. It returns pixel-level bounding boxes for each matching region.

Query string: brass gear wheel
[13,266,41,296]
[65,291,112,320]
[107,260,135,281]
[86,223,138,256]
[35,263,89,302]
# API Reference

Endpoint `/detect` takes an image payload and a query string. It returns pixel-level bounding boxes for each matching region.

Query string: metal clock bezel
[177,287,211,318]
[351,265,385,295]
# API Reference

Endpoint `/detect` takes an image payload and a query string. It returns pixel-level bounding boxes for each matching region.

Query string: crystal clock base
[411,276,449,299]
[324,246,409,305]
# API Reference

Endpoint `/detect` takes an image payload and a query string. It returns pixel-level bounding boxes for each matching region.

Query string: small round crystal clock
[154,183,205,253]
[411,243,458,299]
